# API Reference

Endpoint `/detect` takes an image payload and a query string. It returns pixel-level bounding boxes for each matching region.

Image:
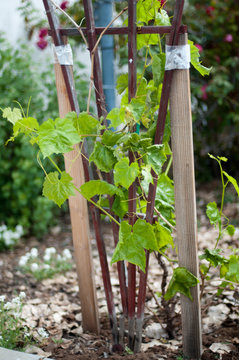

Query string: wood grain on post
[169,33,202,359]
[54,61,99,334]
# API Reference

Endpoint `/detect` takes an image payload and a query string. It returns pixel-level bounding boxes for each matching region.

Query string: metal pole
[94,0,116,111]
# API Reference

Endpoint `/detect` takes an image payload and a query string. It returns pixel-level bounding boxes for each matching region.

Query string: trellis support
[169,33,202,360]
[54,58,100,335]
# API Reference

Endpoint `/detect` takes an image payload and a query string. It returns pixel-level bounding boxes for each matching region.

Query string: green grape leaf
[111,221,146,272]
[73,111,99,136]
[225,255,239,282]
[112,192,128,218]
[116,74,128,94]
[145,144,166,174]
[107,108,124,128]
[223,171,239,196]
[80,180,123,200]
[89,142,117,173]
[188,40,212,77]
[206,202,221,226]
[136,0,161,24]
[133,219,158,251]
[208,153,228,163]
[102,130,124,146]
[220,255,239,283]
[119,133,140,148]
[155,9,171,26]
[164,267,199,301]
[200,248,225,267]
[43,171,75,207]
[139,138,152,149]
[208,153,217,161]
[137,34,159,50]
[114,157,139,189]
[38,117,81,158]
[200,263,209,276]
[13,117,39,137]
[126,98,145,123]
[156,173,175,208]
[152,53,166,87]
[226,224,235,237]
[218,156,228,162]
[136,77,147,97]
[141,165,154,190]
[154,222,174,249]
[2,107,22,125]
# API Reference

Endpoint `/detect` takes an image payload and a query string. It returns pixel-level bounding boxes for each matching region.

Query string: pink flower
[60,1,69,10]
[206,6,215,16]
[195,44,203,53]
[38,28,48,38]
[36,38,48,50]
[200,85,208,100]
[224,34,233,43]
[159,0,166,6]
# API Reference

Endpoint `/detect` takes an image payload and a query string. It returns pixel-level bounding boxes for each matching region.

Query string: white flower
[30,248,38,258]
[12,297,21,306]
[30,263,39,272]
[16,224,23,236]
[19,292,26,299]
[19,255,29,267]
[37,327,49,338]
[0,295,6,302]
[62,249,72,260]
[56,254,62,261]
[0,225,7,232]
[43,253,51,262]
[2,230,14,246]
[43,264,50,270]
[12,311,21,318]
[45,247,56,255]
[4,302,12,310]
[0,335,3,340]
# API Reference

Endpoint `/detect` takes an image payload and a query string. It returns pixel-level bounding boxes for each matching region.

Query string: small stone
[145,323,167,339]
[50,226,61,236]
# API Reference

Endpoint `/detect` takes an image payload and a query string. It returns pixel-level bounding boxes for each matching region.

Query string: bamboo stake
[169,33,202,360]
[54,61,100,334]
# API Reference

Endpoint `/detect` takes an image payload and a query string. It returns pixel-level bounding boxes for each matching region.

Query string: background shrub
[0,34,88,238]
[184,0,239,181]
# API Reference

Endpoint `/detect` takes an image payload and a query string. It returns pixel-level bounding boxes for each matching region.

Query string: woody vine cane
[43,0,202,357]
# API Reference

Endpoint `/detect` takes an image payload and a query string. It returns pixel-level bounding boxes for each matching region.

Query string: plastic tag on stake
[165,44,190,70]
[53,44,73,65]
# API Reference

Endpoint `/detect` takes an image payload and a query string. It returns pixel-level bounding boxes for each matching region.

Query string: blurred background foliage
[0,0,238,238]
[0,27,88,238]
[184,0,239,181]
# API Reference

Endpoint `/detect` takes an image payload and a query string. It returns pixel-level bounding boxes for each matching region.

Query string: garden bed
[0,185,238,360]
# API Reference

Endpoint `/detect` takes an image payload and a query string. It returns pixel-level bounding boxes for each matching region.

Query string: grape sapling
[200,155,239,297]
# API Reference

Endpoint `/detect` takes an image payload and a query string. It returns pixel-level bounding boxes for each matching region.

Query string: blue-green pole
[94,0,116,112]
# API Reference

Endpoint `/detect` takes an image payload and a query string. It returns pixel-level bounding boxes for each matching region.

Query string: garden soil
[0,184,238,359]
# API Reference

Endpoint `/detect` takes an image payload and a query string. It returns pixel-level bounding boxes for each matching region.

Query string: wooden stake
[54,61,100,334]
[169,33,202,359]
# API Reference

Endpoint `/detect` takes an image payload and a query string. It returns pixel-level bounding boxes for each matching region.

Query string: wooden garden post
[54,58,100,334]
[169,33,202,359]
